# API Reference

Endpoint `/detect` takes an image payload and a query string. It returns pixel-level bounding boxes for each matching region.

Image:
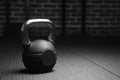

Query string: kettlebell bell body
[21,19,57,72]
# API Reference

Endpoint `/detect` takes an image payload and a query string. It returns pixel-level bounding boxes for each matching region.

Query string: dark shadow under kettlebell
[17,68,54,74]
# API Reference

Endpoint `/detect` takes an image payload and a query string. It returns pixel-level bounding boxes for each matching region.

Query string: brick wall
[86,0,120,36]
[66,0,82,35]
[0,0,120,37]
[10,0,26,23]
[10,0,61,24]
[10,0,62,36]
[0,0,82,37]
[0,0,62,37]
[9,0,82,36]
[0,0,5,36]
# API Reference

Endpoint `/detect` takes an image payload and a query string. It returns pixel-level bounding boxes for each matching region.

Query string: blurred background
[0,0,119,39]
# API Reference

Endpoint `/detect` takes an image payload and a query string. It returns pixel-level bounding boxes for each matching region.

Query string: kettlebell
[21,19,57,72]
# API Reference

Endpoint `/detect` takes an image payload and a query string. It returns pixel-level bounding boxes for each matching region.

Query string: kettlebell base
[23,60,55,73]
[22,51,56,73]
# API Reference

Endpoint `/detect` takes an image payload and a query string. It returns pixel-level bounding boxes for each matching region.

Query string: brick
[112,13,120,17]
[51,18,62,21]
[57,4,62,8]
[90,17,102,21]
[66,9,77,12]
[71,13,81,17]
[11,8,21,12]
[10,0,19,2]
[37,9,49,12]
[111,22,120,25]
[97,22,109,25]
[72,5,81,8]
[66,18,76,21]
[92,9,104,13]
[66,0,76,3]
[14,13,25,16]
[91,0,103,4]
[51,9,61,12]
[104,0,116,3]
[78,0,82,3]
[31,4,42,8]
[50,0,61,3]
[35,0,48,3]
[56,13,62,16]
[43,13,56,17]
[86,21,96,25]
[44,4,56,8]
[99,13,111,17]
[66,4,72,9]
[99,4,111,8]
[70,22,81,25]
[86,13,97,17]
[77,18,82,21]
[104,17,115,21]
[0,3,5,6]
[30,13,42,16]
[13,3,25,7]
[0,13,5,15]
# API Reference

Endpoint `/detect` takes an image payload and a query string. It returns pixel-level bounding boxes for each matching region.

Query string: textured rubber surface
[0,38,120,80]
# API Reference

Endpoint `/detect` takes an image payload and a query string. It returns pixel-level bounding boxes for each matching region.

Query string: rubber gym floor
[0,36,120,80]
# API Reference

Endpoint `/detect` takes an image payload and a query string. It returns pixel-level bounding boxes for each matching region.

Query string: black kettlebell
[21,19,57,72]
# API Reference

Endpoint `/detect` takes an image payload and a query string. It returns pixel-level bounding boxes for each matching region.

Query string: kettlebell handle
[21,19,55,46]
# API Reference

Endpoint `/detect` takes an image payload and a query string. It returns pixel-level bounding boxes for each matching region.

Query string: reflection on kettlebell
[21,19,57,72]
